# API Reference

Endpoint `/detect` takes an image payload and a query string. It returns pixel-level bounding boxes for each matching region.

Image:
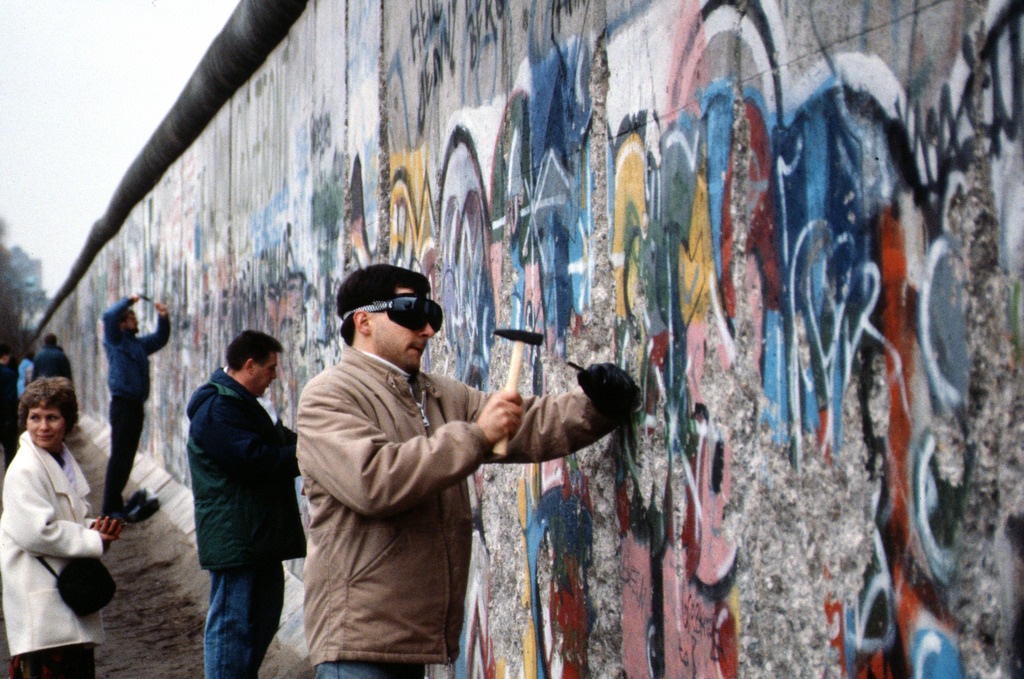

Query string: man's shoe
[125,489,160,523]
[123,489,148,514]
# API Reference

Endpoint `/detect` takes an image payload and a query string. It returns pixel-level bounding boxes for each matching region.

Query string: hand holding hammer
[490,328,544,455]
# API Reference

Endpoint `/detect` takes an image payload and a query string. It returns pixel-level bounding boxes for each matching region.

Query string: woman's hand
[90,516,124,552]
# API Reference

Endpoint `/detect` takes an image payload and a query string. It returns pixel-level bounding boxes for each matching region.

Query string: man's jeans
[205,564,285,679]
[314,662,425,679]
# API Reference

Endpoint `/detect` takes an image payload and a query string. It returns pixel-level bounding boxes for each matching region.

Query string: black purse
[37,557,116,616]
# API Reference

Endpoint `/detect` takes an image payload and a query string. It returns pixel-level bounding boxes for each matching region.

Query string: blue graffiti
[505,38,593,358]
[770,80,882,462]
[522,479,595,679]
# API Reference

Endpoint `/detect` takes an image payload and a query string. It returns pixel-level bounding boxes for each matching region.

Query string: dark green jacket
[186,369,305,570]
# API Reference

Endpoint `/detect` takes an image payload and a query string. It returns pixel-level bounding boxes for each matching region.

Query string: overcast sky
[0,0,240,295]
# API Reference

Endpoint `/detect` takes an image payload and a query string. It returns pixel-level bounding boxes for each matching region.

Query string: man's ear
[353,310,372,337]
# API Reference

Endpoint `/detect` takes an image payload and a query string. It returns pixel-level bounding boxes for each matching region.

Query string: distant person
[32,334,72,380]
[296,264,640,678]
[0,343,18,468]
[101,295,170,522]
[186,329,305,679]
[16,351,34,396]
[0,377,124,678]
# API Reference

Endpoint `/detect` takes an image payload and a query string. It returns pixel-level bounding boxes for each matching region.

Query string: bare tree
[0,216,48,357]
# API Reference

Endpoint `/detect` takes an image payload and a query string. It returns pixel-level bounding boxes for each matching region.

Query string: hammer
[492,328,544,455]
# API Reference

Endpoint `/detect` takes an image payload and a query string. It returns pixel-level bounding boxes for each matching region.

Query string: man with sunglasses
[297,263,640,679]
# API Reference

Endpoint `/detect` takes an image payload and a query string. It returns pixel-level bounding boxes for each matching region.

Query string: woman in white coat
[0,377,123,679]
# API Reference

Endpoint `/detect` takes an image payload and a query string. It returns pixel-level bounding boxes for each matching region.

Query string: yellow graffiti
[727,584,742,639]
[679,167,713,323]
[390,147,436,270]
[612,133,648,322]
[518,476,531,610]
[518,471,539,679]
[522,621,538,679]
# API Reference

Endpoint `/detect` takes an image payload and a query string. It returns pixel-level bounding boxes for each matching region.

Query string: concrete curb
[76,414,310,663]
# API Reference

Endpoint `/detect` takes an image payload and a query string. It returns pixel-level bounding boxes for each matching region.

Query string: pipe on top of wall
[34,0,310,338]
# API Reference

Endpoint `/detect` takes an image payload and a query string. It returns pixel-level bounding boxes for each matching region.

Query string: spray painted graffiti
[407,0,459,136]
[401,0,508,141]
[605,0,991,674]
[348,0,383,268]
[438,126,498,388]
[394,7,605,676]
[42,0,1024,676]
[518,460,595,679]
[391,30,602,678]
[607,69,742,676]
[491,37,595,363]
[975,0,1024,363]
[618,405,738,679]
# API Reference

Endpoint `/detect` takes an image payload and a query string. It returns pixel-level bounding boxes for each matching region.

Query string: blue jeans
[314,662,425,679]
[205,564,284,679]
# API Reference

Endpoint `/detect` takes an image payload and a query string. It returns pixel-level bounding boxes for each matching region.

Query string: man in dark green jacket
[186,330,305,679]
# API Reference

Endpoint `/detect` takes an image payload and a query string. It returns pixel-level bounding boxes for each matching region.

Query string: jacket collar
[211,367,258,403]
[17,430,90,500]
[342,347,437,396]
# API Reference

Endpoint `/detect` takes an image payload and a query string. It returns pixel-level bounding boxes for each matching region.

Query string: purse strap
[37,556,59,579]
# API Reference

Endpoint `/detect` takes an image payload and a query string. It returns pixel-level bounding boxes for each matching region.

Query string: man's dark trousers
[104,395,146,515]
[1,364,18,467]
[1,427,17,468]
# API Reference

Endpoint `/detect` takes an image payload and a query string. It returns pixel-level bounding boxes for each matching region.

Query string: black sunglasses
[344,295,444,332]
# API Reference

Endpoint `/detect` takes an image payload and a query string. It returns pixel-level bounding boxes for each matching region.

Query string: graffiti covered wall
[49,0,1024,676]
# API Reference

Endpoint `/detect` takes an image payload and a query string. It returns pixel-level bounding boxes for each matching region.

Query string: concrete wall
[48,0,1024,676]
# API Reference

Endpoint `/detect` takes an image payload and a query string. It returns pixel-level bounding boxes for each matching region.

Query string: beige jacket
[296,348,616,666]
[0,431,106,656]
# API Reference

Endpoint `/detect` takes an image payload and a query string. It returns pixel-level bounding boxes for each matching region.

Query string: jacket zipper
[418,380,454,661]
[408,380,430,433]
[408,378,454,661]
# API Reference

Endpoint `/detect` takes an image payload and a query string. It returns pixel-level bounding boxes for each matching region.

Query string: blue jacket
[102,298,170,401]
[186,368,305,570]
[32,345,72,381]
[17,358,32,396]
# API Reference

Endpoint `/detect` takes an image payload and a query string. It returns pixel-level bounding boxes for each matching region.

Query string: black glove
[577,363,641,420]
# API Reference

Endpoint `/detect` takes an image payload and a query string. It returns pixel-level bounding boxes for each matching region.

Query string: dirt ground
[0,423,313,678]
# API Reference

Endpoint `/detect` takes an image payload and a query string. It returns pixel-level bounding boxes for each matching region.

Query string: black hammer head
[494,328,544,345]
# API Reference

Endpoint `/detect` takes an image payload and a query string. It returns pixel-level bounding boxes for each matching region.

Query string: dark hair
[0,343,10,357]
[19,377,78,433]
[336,264,431,345]
[225,330,283,370]
[117,307,136,323]
[43,333,58,346]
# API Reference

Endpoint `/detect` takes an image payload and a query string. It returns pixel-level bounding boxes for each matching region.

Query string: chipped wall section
[48,0,1024,676]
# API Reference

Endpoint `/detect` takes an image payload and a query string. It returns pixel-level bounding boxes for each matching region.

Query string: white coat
[0,430,106,656]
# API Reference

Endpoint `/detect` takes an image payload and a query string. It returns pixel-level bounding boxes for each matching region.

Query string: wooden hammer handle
[492,341,525,456]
